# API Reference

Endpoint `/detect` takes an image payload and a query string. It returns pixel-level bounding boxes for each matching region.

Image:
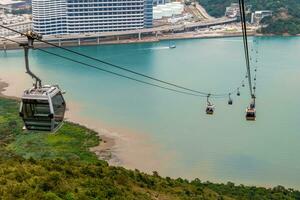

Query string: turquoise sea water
[1,37,300,188]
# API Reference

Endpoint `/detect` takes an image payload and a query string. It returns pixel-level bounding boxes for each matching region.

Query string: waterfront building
[251,10,273,24]
[32,0,153,35]
[0,0,27,13]
[225,3,240,18]
[153,0,169,6]
[0,13,32,36]
[153,2,184,20]
[32,0,67,35]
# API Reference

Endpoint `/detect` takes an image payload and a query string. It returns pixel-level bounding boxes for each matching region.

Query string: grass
[0,97,100,163]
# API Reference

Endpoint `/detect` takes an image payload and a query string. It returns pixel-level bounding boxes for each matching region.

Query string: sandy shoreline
[0,79,19,101]
[0,80,8,97]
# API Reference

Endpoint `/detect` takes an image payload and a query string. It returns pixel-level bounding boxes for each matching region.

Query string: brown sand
[66,105,177,174]
[0,80,9,96]
[0,79,19,100]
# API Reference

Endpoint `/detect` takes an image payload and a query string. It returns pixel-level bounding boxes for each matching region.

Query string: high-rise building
[32,0,67,35]
[153,0,170,6]
[144,0,153,28]
[32,0,153,35]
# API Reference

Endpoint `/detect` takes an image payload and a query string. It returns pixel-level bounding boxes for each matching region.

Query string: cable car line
[1,20,258,120]
[0,30,246,99]
[37,49,213,98]
[253,38,259,91]
[0,36,211,98]
[0,36,250,102]
[0,24,230,98]
[250,37,259,97]
[238,0,254,98]
[238,0,257,120]
[1,36,249,102]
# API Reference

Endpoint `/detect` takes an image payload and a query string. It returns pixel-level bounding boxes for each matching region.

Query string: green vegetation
[0,97,100,163]
[1,97,300,199]
[198,0,300,34]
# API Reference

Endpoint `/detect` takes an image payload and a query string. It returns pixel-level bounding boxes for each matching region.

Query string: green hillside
[1,97,300,199]
[198,0,300,34]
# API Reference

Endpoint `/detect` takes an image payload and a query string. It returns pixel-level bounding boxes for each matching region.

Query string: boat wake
[101,46,171,60]
[147,46,170,50]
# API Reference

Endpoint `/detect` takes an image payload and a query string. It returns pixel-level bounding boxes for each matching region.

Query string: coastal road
[0,17,237,48]
[41,17,237,41]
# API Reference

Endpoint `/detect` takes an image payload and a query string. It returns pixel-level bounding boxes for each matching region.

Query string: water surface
[1,37,300,188]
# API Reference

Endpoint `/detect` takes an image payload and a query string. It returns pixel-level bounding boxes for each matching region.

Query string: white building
[225,3,240,18]
[251,10,273,24]
[32,0,153,35]
[153,2,184,20]
[32,0,67,35]
[153,0,170,6]
[0,13,32,36]
[0,0,27,12]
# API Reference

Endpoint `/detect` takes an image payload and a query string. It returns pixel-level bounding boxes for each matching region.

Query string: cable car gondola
[19,85,66,131]
[237,88,240,96]
[246,107,256,121]
[246,98,256,121]
[18,31,66,132]
[228,93,233,105]
[206,95,215,115]
[206,104,215,115]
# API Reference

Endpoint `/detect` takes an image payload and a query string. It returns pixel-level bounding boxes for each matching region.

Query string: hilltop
[0,97,300,199]
[198,0,300,34]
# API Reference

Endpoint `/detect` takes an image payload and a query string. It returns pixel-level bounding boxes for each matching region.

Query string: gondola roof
[22,85,61,100]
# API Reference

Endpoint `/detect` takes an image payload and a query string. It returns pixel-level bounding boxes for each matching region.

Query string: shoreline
[0,30,257,50]
[0,78,173,174]
[0,79,19,101]
[0,79,118,164]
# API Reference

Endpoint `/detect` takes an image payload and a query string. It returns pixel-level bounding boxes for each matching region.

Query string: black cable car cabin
[19,85,66,131]
[246,107,256,121]
[206,104,215,115]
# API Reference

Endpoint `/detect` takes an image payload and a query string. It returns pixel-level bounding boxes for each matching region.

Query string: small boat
[169,44,176,49]
[169,40,176,49]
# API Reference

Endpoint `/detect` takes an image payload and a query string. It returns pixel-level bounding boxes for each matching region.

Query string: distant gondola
[246,107,256,121]
[206,95,215,115]
[206,104,215,115]
[228,95,233,105]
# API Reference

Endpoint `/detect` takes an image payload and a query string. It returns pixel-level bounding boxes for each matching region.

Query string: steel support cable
[238,0,254,98]
[0,36,211,98]
[0,25,220,97]
[252,37,259,96]
[0,24,244,98]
